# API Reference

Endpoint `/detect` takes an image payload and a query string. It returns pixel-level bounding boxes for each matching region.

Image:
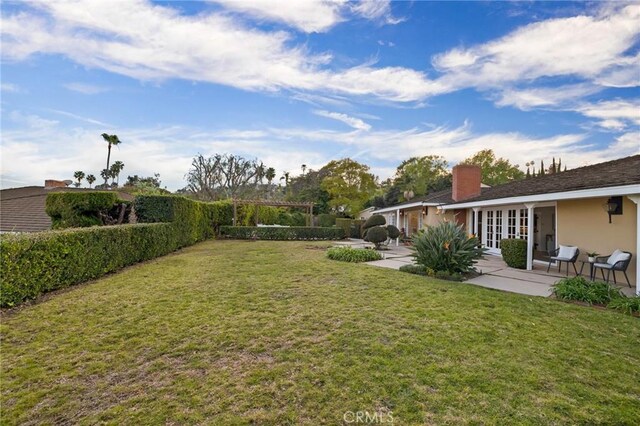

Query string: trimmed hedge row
[134,195,231,246]
[220,226,345,240]
[0,223,176,307]
[1,195,228,307]
[46,192,121,228]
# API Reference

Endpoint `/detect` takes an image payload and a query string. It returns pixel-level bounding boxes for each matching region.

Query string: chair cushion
[607,250,630,265]
[557,245,577,259]
[594,262,612,270]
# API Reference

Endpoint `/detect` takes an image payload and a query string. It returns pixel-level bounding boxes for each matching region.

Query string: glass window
[486,210,494,248]
[519,209,528,240]
[495,210,503,248]
[507,209,517,239]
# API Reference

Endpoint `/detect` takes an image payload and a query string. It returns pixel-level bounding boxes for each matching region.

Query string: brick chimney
[452,165,482,202]
[44,179,67,188]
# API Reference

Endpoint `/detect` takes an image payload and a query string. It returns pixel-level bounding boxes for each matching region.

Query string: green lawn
[1,240,639,425]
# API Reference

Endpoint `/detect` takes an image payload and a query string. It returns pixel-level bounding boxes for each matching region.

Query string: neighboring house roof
[374,188,455,213]
[0,186,134,233]
[446,154,640,208]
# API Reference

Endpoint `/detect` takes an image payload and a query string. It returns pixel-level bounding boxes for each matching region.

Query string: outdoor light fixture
[603,196,622,223]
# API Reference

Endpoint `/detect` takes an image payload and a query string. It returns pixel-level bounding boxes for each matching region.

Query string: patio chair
[593,250,633,287]
[547,245,579,276]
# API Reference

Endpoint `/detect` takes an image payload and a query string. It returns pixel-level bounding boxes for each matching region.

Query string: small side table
[579,259,596,281]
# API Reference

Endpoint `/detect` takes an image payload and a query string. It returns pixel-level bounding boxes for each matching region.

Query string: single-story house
[374,155,640,294]
[0,180,134,233]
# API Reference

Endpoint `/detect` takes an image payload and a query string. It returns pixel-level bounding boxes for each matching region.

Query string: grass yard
[1,240,639,424]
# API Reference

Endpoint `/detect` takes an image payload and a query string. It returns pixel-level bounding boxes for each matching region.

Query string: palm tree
[100,168,111,187]
[265,167,276,185]
[301,164,307,176]
[86,174,96,188]
[282,171,290,186]
[255,163,265,186]
[101,133,122,184]
[73,171,85,188]
[110,161,125,186]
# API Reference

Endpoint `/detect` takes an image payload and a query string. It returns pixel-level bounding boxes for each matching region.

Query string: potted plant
[586,251,599,263]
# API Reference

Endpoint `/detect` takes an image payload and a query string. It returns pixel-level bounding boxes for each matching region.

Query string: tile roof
[0,187,134,233]
[448,154,640,205]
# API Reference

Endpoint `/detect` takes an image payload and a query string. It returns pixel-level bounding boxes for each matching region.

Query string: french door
[483,207,528,254]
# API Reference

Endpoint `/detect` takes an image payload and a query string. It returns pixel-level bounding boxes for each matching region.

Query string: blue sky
[1,0,638,191]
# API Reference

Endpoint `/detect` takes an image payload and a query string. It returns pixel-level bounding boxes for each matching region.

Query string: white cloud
[1,83,22,93]
[350,0,404,25]
[437,4,639,86]
[212,0,346,33]
[313,110,371,131]
[9,111,59,129]
[63,82,109,94]
[1,0,436,103]
[433,4,640,101]
[609,131,640,155]
[577,98,640,130]
[494,84,601,110]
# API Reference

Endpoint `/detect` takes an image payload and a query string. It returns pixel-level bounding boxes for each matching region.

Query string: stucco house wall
[557,197,637,286]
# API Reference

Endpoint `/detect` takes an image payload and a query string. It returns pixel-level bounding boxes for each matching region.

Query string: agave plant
[411,221,485,274]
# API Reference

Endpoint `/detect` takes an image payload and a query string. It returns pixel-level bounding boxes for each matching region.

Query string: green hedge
[1,195,229,307]
[335,218,364,238]
[134,195,231,246]
[317,214,337,227]
[46,192,120,228]
[500,238,527,269]
[0,224,177,307]
[220,226,344,240]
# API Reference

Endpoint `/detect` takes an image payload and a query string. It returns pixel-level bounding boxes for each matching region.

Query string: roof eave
[441,184,640,209]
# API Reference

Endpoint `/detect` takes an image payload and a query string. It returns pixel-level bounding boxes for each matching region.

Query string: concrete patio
[333,239,636,297]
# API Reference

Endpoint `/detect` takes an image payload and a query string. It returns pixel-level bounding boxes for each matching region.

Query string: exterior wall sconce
[603,196,623,223]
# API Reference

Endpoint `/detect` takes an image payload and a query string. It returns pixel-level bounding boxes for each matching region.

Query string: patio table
[578,259,596,281]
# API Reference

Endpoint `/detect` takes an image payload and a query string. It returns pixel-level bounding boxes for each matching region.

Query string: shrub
[317,214,337,227]
[501,238,527,269]
[335,218,364,239]
[0,224,178,307]
[399,264,428,276]
[219,226,344,240]
[552,276,622,305]
[326,247,382,262]
[46,192,121,228]
[386,224,401,239]
[365,226,388,249]
[607,296,640,315]
[363,214,386,229]
[412,221,485,274]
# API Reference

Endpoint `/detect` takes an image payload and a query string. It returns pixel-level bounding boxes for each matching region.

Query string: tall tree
[265,167,276,185]
[461,149,525,185]
[393,155,449,197]
[320,158,377,215]
[101,133,122,184]
[110,161,125,186]
[185,153,264,200]
[286,168,331,214]
[301,164,307,176]
[86,174,96,188]
[73,171,85,188]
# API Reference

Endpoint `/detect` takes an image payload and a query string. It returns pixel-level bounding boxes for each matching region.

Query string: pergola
[232,199,315,227]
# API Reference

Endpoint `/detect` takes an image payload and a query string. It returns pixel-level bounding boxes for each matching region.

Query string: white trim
[627,195,640,295]
[374,201,444,214]
[441,184,640,210]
